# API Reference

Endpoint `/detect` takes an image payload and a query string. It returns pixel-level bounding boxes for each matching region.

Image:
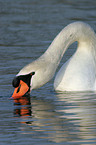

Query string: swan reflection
[13,92,96,143]
[14,95,32,117]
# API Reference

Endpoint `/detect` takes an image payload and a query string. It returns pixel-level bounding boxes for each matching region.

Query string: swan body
[14,22,96,94]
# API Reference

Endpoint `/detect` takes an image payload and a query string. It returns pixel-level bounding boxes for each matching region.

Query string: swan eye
[30,72,35,76]
[12,77,20,88]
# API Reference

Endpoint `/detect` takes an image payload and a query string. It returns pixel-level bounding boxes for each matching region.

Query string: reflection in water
[56,92,96,143]
[14,95,32,117]
[13,92,96,144]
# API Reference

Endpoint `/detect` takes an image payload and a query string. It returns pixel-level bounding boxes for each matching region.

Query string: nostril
[17,85,21,93]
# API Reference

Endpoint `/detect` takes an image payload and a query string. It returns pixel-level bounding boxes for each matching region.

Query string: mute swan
[11,22,96,99]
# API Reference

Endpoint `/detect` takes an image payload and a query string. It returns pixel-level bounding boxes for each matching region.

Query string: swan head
[11,72,35,99]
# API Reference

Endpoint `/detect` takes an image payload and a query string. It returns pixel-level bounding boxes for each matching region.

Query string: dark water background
[0,0,96,144]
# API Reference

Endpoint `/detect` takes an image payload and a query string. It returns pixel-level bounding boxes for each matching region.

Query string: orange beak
[11,80,30,100]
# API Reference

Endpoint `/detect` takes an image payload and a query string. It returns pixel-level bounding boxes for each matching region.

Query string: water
[0,0,96,144]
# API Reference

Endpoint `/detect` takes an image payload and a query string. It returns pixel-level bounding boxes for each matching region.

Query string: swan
[11,22,96,99]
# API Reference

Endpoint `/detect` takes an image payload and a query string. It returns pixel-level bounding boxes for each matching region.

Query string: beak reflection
[14,95,32,117]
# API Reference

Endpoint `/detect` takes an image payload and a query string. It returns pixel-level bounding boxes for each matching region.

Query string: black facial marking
[12,77,20,88]
[19,72,35,87]
[12,72,35,89]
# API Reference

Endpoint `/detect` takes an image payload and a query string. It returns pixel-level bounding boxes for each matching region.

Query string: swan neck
[20,22,96,90]
[44,22,96,66]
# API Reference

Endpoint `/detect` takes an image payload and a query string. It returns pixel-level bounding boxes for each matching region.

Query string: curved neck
[43,22,96,68]
[17,22,96,90]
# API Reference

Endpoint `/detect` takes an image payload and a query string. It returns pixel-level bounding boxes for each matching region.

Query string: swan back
[54,22,96,91]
